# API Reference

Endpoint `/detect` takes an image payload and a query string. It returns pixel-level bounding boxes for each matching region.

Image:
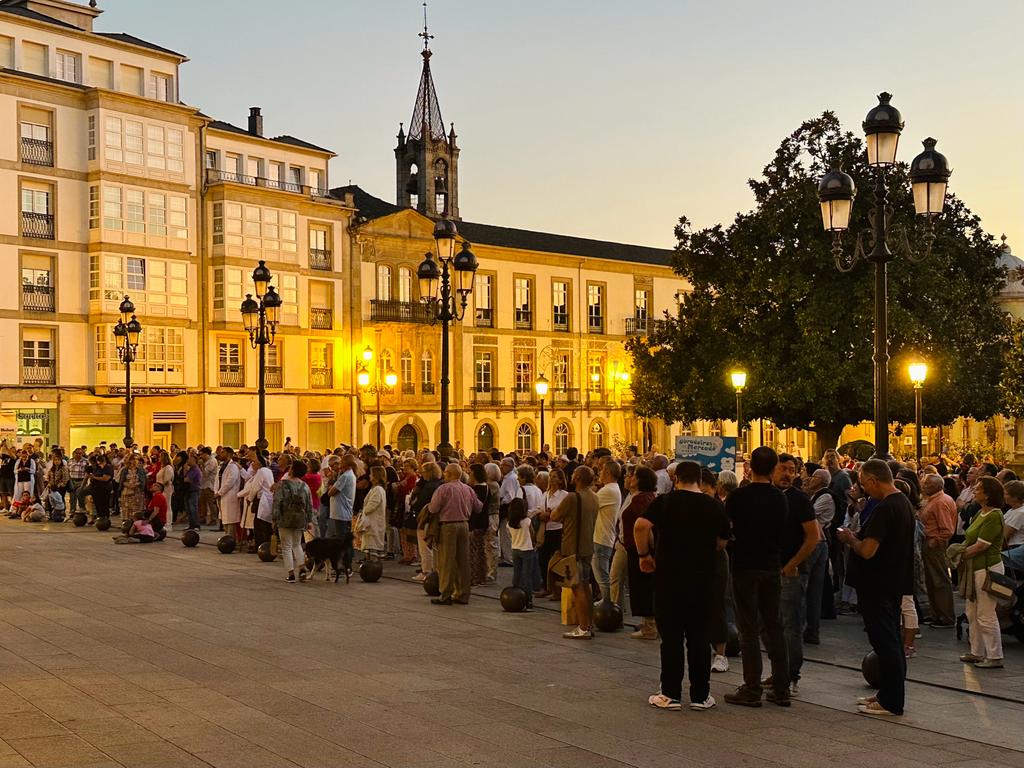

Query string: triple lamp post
[112,295,143,448]
[240,261,282,451]
[358,345,397,450]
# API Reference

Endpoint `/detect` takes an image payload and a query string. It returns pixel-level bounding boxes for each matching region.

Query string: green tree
[629,112,1009,451]
[999,317,1024,421]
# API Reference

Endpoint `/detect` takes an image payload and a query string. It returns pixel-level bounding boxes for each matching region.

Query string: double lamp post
[817,92,951,460]
[113,295,143,448]
[240,261,282,451]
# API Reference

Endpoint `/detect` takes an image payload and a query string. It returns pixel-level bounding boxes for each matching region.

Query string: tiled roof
[207,121,333,155]
[94,32,186,59]
[338,186,674,266]
[0,4,78,29]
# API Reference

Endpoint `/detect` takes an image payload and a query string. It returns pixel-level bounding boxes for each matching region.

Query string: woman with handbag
[960,476,1006,669]
[358,466,388,559]
[272,459,313,583]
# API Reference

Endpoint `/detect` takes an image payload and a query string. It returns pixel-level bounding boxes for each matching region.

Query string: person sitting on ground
[113,511,155,543]
[147,483,168,535]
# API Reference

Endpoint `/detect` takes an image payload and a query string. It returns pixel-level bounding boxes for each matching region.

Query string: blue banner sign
[674,436,737,473]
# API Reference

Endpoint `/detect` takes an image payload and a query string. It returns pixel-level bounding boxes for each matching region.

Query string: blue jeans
[512,549,540,603]
[332,519,353,565]
[186,490,200,529]
[1004,545,1024,575]
[779,572,808,683]
[317,505,330,538]
[592,543,614,598]
[804,540,829,640]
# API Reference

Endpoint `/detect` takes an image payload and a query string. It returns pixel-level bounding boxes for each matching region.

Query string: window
[148,72,172,102]
[20,108,52,166]
[88,114,96,160]
[278,274,298,323]
[477,423,495,452]
[400,350,413,391]
[553,352,570,390]
[246,156,262,179]
[710,420,723,438]
[398,267,413,303]
[21,182,52,238]
[587,283,604,333]
[552,280,569,331]
[514,277,532,329]
[125,120,143,165]
[288,166,303,188]
[218,341,243,387]
[421,351,433,388]
[89,186,99,230]
[514,350,534,393]
[516,423,534,453]
[213,266,244,311]
[309,226,328,251]
[205,150,217,169]
[103,186,122,230]
[554,422,571,456]
[221,421,244,448]
[148,193,167,235]
[590,421,606,450]
[21,184,51,214]
[475,274,493,327]
[378,350,394,379]
[55,50,80,83]
[126,190,144,232]
[764,422,777,448]
[0,36,12,68]
[21,42,46,76]
[376,265,392,300]
[309,281,332,329]
[88,57,112,88]
[138,327,184,382]
[589,358,603,393]
[310,342,333,388]
[226,153,242,176]
[634,289,649,320]
[22,328,54,384]
[97,255,187,307]
[309,169,323,192]
[120,64,143,95]
[20,117,50,142]
[22,260,53,313]
[126,257,145,291]
[268,161,284,184]
[474,350,493,392]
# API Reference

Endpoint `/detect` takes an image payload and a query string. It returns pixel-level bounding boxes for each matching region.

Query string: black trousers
[254,517,274,548]
[859,590,905,714]
[732,569,789,695]
[626,548,655,617]
[92,482,112,518]
[655,591,712,703]
[537,529,562,583]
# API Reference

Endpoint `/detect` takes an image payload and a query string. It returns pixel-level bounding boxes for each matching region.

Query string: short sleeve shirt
[845,492,915,597]
[726,482,788,571]
[643,490,730,596]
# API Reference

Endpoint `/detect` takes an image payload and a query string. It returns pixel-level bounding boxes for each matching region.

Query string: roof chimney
[248,107,263,137]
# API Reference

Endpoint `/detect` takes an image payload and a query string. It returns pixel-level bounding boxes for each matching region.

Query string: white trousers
[967,563,1004,661]
[417,528,434,573]
[279,527,305,575]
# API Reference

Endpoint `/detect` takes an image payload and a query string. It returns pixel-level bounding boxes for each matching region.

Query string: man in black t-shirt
[724,447,792,708]
[770,454,820,694]
[839,459,914,716]
[635,460,730,711]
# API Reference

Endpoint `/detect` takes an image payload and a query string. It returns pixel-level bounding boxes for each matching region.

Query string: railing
[265,365,282,388]
[422,382,436,395]
[218,365,244,387]
[22,283,55,312]
[22,358,55,385]
[205,168,330,197]
[552,388,581,408]
[471,387,505,407]
[310,367,333,389]
[514,310,532,330]
[587,391,610,408]
[588,314,604,334]
[370,299,433,324]
[513,389,536,407]
[625,317,668,336]
[22,211,54,240]
[553,314,569,332]
[309,307,333,330]
[401,382,415,395]
[21,137,53,167]
[475,308,493,327]
[309,248,332,271]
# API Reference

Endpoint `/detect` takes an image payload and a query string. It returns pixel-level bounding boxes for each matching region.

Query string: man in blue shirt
[329,455,357,569]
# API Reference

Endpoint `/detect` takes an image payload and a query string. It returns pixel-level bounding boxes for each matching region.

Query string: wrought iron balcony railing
[553,313,569,332]
[401,382,415,395]
[551,388,581,408]
[22,358,55,385]
[309,249,332,271]
[513,389,537,407]
[22,283,54,312]
[309,307,333,330]
[205,168,330,197]
[20,137,53,167]
[588,314,604,334]
[471,387,505,407]
[310,367,333,389]
[421,381,436,395]
[22,211,54,239]
[218,365,244,388]
[370,299,433,324]
[514,310,532,330]
[475,307,493,327]
[265,365,282,388]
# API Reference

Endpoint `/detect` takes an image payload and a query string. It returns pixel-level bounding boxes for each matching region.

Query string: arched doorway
[397,424,418,452]
[477,422,495,452]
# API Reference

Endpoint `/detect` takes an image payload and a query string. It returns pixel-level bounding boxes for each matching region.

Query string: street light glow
[909,362,928,387]
[731,370,747,391]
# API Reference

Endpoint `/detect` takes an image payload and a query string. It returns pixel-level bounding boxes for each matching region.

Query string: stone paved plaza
[1,519,1023,768]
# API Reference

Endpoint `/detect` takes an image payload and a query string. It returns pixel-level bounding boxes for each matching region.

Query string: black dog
[303,534,353,583]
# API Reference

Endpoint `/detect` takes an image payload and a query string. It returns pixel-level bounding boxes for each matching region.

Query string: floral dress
[119,467,145,518]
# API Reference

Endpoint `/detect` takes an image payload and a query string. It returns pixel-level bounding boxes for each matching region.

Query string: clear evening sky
[102,0,1022,251]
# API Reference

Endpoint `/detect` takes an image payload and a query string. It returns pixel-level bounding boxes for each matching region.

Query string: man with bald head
[918,472,956,627]
[428,463,482,605]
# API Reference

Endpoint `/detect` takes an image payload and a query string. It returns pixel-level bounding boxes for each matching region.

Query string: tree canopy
[629,112,1009,450]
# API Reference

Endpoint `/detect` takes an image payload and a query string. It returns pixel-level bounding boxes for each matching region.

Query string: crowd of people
[1,436,1021,718]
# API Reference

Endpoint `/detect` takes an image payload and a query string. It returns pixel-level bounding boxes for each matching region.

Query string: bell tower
[395,5,459,220]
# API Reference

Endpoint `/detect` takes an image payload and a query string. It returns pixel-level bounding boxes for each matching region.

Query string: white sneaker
[412,573,427,582]
[690,695,716,711]
[789,682,799,697]
[711,654,729,673]
[648,693,681,710]
[562,626,594,640]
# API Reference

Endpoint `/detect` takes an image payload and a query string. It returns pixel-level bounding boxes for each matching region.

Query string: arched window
[516,423,534,454]
[376,264,392,300]
[378,350,393,379]
[554,422,571,456]
[590,421,605,451]
[400,350,413,393]
[421,351,434,392]
[398,267,413,303]
[397,424,418,451]
[477,422,495,451]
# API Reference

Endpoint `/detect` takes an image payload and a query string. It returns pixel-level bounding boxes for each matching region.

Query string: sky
[100,0,1022,250]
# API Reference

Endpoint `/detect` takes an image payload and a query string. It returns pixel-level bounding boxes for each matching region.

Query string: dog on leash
[303,534,353,583]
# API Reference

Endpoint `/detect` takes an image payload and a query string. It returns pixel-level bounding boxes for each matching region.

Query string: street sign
[674,435,737,473]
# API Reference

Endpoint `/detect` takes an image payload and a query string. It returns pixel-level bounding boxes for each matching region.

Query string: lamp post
[731,370,747,458]
[417,220,478,457]
[817,93,951,461]
[909,362,927,465]
[535,373,549,449]
[113,295,142,448]
[240,260,282,451]
[358,345,397,450]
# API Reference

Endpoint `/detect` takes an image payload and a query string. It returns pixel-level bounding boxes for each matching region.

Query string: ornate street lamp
[731,370,747,458]
[817,93,951,460]
[909,362,928,465]
[535,373,549,450]
[417,220,478,456]
[358,346,397,450]
[113,295,142,448]
[240,260,281,451]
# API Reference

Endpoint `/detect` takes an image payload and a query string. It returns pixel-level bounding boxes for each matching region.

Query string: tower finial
[419,2,433,52]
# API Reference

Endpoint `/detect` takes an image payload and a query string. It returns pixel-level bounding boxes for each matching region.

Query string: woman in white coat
[215,448,242,540]
[358,465,388,557]
[239,452,274,549]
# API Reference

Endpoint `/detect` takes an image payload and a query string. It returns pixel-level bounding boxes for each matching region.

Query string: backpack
[278,481,309,529]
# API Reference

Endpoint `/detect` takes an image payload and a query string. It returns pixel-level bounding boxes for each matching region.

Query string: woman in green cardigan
[960,476,1005,669]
